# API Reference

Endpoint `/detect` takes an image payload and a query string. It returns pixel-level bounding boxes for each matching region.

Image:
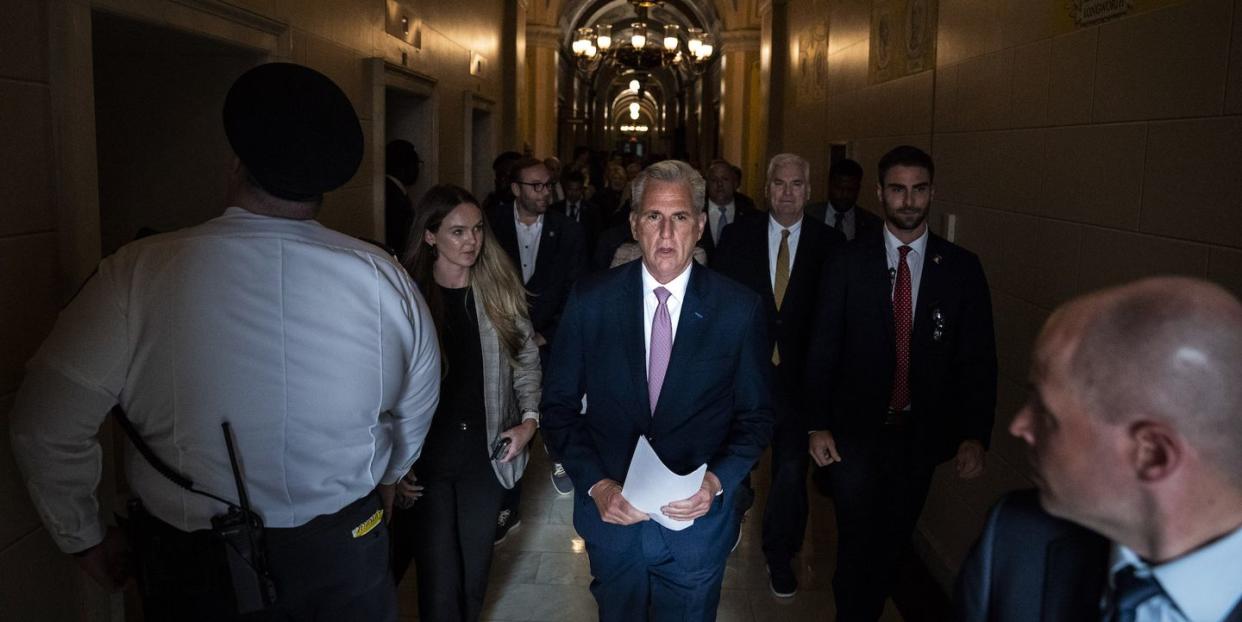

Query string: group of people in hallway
[8,61,1242,622]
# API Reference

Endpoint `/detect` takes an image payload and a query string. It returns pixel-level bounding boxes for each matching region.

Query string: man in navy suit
[806,145,998,621]
[714,153,845,597]
[954,277,1242,622]
[542,160,774,621]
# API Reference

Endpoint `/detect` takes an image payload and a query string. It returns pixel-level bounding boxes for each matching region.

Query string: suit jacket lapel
[1042,532,1108,621]
[913,235,945,340]
[620,263,652,427]
[862,230,895,349]
[755,220,777,312]
[532,215,560,283]
[785,216,820,304]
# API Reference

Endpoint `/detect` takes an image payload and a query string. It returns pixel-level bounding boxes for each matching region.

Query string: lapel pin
[932,254,942,265]
[694,311,703,320]
[549,230,557,238]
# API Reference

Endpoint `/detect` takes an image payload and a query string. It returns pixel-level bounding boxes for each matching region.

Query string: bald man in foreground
[953,277,1242,622]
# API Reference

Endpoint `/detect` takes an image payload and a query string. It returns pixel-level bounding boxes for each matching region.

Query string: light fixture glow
[663,24,679,51]
[596,24,612,50]
[629,79,640,92]
[686,28,702,55]
[630,22,647,49]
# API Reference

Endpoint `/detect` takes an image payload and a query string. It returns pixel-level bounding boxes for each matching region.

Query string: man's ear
[1130,421,1181,483]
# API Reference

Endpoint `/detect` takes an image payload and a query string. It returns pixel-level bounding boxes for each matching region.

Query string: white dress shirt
[768,215,804,289]
[1104,525,1242,622]
[514,206,544,283]
[707,199,735,241]
[883,224,929,314]
[641,262,692,376]
[826,202,856,240]
[9,207,441,552]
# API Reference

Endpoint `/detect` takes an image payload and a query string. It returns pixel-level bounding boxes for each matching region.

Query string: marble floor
[397,444,906,621]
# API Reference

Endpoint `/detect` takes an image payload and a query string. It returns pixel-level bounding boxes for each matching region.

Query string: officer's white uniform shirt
[10,207,441,553]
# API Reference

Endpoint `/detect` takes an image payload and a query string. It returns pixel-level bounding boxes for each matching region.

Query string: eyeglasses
[513,180,558,193]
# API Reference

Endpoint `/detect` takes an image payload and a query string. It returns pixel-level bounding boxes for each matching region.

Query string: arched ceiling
[558,0,720,47]
[544,0,761,38]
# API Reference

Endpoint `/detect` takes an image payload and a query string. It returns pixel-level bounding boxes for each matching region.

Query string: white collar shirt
[641,261,692,377]
[9,207,441,549]
[1104,524,1242,622]
[514,206,544,284]
[883,224,929,314]
[768,215,804,289]
[827,202,856,240]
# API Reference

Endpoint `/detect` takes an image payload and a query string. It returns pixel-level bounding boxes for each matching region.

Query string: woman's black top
[419,285,487,474]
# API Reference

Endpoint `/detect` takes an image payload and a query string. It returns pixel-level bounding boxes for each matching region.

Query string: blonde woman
[390,184,541,622]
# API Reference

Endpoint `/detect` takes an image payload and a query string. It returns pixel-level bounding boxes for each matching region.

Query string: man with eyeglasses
[489,157,587,501]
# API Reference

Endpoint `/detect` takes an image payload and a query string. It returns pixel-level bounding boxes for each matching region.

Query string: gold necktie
[772,228,790,365]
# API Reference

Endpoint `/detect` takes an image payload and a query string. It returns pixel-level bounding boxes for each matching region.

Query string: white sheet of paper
[621,436,707,531]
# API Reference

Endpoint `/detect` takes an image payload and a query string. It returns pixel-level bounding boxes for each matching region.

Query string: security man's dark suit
[712,213,845,568]
[805,226,997,621]
[953,490,1242,622]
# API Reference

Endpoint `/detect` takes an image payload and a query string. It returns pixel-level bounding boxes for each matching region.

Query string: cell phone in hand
[491,437,512,461]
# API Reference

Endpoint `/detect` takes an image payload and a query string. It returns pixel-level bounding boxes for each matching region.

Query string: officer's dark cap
[223,62,363,201]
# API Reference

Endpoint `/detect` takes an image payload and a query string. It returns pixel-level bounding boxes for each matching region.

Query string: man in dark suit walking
[954,277,1242,622]
[490,157,586,502]
[700,159,758,262]
[552,169,603,257]
[806,145,997,621]
[489,157,586,356]
[714,153,845,597]
[542,160,774,621]
[805,158,882,242]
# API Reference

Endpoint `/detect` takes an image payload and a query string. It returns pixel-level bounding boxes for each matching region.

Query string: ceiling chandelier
[570,0,714,78]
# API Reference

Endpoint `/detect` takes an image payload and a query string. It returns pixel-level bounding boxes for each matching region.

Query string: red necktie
[890,245,913,410]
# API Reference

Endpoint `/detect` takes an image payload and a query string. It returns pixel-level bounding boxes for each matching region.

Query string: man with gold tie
[713,153,845,597]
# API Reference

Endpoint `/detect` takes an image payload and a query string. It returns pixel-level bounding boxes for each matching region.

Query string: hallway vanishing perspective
[3,0,1242,619]
[398,448,909,621]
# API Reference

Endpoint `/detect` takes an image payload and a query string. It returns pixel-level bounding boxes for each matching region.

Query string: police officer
[9,63,440,621]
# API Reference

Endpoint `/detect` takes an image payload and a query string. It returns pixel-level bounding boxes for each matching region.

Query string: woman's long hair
[401,184,530,364]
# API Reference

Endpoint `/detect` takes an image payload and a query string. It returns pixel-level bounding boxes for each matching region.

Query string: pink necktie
[648,287,672,414]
